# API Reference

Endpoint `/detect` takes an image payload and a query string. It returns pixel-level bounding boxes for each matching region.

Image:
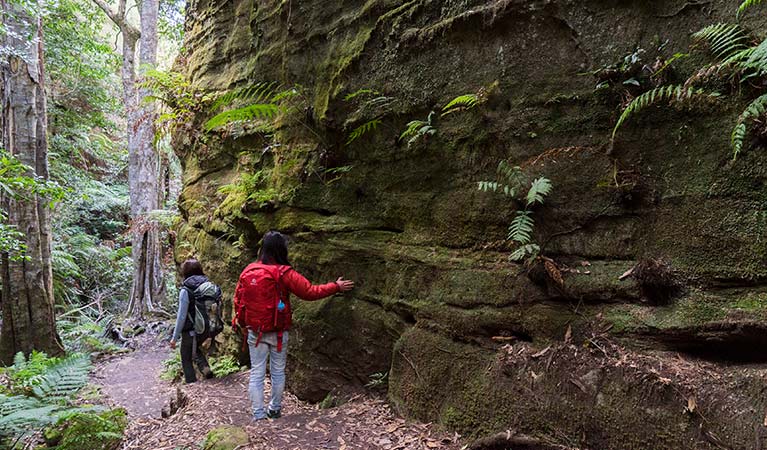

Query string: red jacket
[233,263,340,331]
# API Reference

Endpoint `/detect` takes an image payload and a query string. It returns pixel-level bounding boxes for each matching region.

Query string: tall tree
[93,0,164,318]
[0,0,64,362]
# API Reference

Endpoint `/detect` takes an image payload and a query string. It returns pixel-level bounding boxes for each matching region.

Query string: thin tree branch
[92,0,140,39]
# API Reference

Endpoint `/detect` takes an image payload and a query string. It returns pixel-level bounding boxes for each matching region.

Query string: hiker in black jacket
[170,259,214,383]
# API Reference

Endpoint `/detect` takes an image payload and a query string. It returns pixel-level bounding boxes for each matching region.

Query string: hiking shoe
[266,409,281,419]
[201,367,214,379]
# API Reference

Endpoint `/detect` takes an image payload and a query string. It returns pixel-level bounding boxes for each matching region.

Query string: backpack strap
[181,286,196,331]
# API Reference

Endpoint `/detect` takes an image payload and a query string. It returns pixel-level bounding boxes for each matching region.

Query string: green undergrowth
[160,351,183,382]
[0,351,126,448]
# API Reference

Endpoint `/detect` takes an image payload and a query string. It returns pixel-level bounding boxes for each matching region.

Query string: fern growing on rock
[611,2,767,159]
[732,94,767,158]
[400,111,437,147]
[441,94,478,116]
[692,23,750,60]
[738,0,764,17]
[478,161,553,263]
[343,89,395,145]
[204,82,297,131]
[612,85,719,139]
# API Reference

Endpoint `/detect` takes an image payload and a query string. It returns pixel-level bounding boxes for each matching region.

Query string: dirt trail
[92,333,463,450]
[92,335,174,418]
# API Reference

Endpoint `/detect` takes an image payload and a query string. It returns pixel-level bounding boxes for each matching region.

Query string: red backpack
[233,263,292,351]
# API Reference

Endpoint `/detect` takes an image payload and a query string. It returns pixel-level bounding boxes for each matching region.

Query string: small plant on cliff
[399,84,494,147]
[142,69,213,140]
[204,82,298,132]
[400,111,437,147]
[478,161,553,263]
[738,0,764,17]
[343,88,395,145]
[610,3,767,159]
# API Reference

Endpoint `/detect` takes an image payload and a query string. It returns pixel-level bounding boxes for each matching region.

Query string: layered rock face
[176,0,767,447]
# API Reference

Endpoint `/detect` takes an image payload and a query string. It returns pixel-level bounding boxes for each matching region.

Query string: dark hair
[180,259,205,278]
[258,231,291,265]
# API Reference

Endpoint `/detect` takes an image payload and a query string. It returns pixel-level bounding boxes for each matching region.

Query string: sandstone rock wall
[176,0,767,447]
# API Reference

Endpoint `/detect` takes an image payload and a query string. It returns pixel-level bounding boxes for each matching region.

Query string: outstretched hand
[336,277,355,292]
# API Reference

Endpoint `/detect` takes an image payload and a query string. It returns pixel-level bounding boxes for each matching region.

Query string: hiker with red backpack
[170,259,224,383]
[233,231,354,420]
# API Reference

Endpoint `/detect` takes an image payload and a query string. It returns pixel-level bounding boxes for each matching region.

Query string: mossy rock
[202,426,249,450]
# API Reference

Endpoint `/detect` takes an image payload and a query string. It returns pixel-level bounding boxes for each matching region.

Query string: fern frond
[366,96,394,109]
[612,85,718,139]
[739,38,767,77]
[525,177,553,207]
[344,89,379,102]
[496,161,525,185]
[731,94,767,159]
[737,0,765,18]
[30,354,90,400]
[441,94,478,116]
[12,352,25,368]
[692,23,750,59]
[400,120,426,140]
[720,47,756,68]
[510,244,540,262]
[508,210,535,244]
[346,119,381,145]
[400,111,437,146]
[210,82,279,111]
[204,103,280,131]
[477,181,516,197]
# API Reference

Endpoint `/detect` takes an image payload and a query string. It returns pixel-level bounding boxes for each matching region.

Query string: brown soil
[92,332,463,450]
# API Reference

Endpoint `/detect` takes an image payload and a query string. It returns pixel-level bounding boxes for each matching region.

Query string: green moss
[313,26,374,119]
[604,291,767,334]
[203,425,249,450]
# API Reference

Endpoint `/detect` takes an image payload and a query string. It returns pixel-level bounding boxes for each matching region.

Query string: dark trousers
[180,332,210,383]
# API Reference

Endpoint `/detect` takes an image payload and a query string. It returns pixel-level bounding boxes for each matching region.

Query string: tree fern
[525,177,553,207]
[508,210,535,244]
[441,94,478,116]
[692,23,750,60]
[737,0,764,18]
[731,94,767,159]
[346,119,381,145]
[612,85,719,139]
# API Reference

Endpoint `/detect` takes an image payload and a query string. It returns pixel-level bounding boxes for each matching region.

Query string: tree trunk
[93,0,164,318]
[0,0,64,363]
[127,0,164,318]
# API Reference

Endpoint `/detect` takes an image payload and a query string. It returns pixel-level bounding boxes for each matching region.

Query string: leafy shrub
[57,317,123,355]
[160,351,183,382]
[209,355,245,378]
